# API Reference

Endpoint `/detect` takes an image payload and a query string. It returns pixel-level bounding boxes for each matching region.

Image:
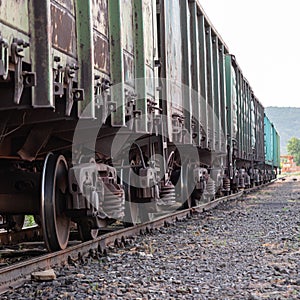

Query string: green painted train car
[264,114,280,173]
[0,0,279,251]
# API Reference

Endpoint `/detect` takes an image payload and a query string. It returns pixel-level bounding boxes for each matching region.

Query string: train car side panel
[254,98,265,163]
[264,114,273,166]
[273,128,280,168]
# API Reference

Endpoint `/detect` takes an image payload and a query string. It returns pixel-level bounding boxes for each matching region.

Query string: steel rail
[0,182,275,294]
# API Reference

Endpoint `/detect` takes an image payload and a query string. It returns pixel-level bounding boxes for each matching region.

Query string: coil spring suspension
[159,184,176,205]
[239,177,245,188]
[103,186,124,219]
[223,177,230,192]
[244,174,250,187]
[206,177,216,196]
[254,170,260,184]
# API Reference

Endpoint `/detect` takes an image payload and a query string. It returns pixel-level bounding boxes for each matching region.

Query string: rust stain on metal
[143,0,154,66]
[51,4,76,55]
[121,0,134,54]
[92,0,108,36]
[0,0,29,32]
[123,53,135,87]
[53,0,74,12]
[94,34,110,74]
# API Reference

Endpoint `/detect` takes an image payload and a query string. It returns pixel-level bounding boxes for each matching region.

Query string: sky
[199,0,300,108]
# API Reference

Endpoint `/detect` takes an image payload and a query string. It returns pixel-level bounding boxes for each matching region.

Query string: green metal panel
[180,0,192,145]
[29,1,53,108]
[239,73,244,158]
[189,0,201,146]
[225,55,232,143]
[241,79,245,158]
[264,114,273,165]
[212,35,220,152]
[274,132,277,167]
[236,69,241,158]
[121,0,135,87]
[225,55,234,178]
[245,82,250,158]
[76,0,95,118]
[156,0,172,141]
[250,98,256,150]
[257,100,265,161]
[205,26,214,151]
[92,0,110,76]
[276,132,280,167]
[198,14,208,149]
[164,0,183,109]
[0,1,29,33]
[248,87,252,158]
[0,0,30,65]
[219,44,227,153]
[247,84,250,158]
[133,0,147,132]
[272,125,280,168]
[143,0,156,98]
[244,82,247,158]
[241,75,245,158]
[108,0,125,126]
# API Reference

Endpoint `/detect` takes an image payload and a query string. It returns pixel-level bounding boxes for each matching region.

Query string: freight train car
[264,114,280,179]
[225,55,279,189]
[0,0,279,251]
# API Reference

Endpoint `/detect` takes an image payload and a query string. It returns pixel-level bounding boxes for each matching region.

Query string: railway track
[0,182,275,294]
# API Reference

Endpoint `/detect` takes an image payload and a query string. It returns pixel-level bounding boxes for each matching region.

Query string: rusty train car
[0,0,279,251]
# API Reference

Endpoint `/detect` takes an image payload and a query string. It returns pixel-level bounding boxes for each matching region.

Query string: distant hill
[265,107,300,155]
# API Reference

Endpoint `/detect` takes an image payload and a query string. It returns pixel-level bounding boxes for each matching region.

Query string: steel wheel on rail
[41,153,71,251]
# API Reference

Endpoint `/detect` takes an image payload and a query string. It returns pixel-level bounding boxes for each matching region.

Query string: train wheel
[41,153,71,251]
[123,169,139,226]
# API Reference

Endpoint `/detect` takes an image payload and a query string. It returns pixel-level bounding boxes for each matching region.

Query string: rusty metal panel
[94,34,110,74]
[121,0,135,87]
[198,14,208,149]
[50,1,77,58]
[0,0,29,33]
[218,44,227,153]
[92,0,110,74]
[121,0,134,54]
[108,0,125,126]
[92,0,108,36]
[142,0,155,96]
[28,0,53,108]
[0,0,30,64]
[145,67,154,95]
[123,52,135,87]
[164,0,183,109]
[54,0,74,12]
[180,0,192,145]
[76,0,95,118]
[205,26,215,151]
[212,35,220,152]
[143,0,153,67]
[189,1,201,146]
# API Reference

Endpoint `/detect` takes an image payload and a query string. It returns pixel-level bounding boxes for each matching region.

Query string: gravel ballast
[3,177,300,299]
